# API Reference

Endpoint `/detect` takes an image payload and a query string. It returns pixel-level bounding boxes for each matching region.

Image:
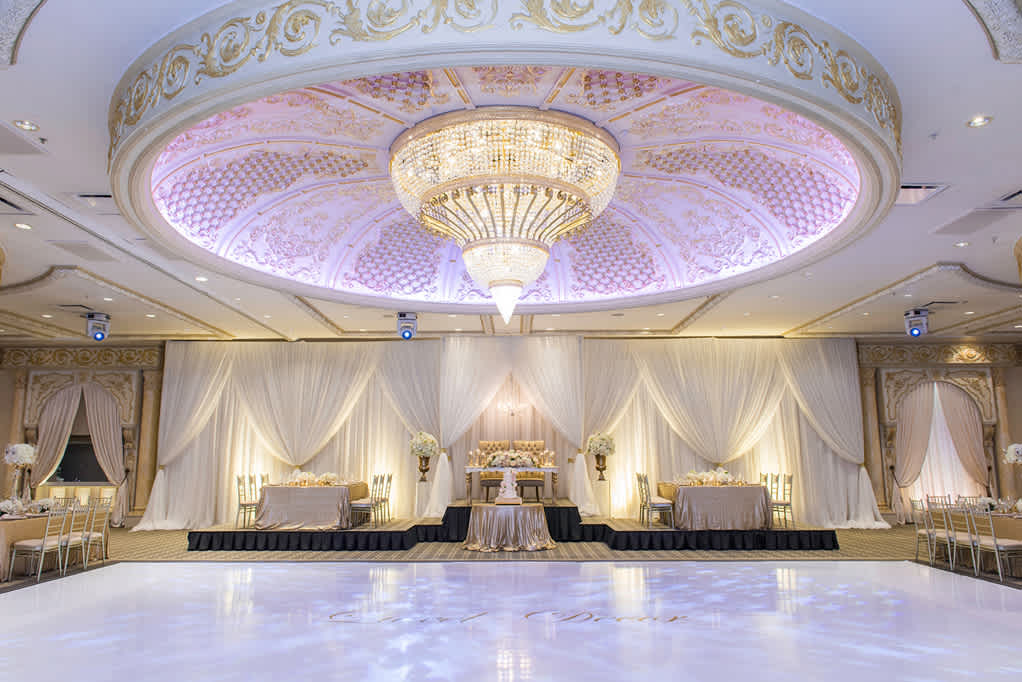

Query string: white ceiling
[0,0,1021,343]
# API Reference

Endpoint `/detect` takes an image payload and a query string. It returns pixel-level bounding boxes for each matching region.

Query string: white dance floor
[2,560,1020,681]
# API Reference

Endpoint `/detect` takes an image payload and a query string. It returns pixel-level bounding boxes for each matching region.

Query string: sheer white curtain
[893,383,936,520]
[632,339,785,464]
[438,337,511,446]
[232,342,379,467]
[377,340,442,436]
[935,383,988,490]
[908,384,986,504]
[137,342,234,529]
[303,376,414,518]
[31,385,81,486]
[82,383,128,526]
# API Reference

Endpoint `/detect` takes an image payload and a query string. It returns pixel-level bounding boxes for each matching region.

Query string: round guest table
[463,503,556,552]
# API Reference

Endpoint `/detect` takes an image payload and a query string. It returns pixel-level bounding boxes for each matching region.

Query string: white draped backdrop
[136,337,887,530]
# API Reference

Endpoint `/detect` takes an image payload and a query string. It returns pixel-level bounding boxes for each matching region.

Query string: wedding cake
[494,469,522,505]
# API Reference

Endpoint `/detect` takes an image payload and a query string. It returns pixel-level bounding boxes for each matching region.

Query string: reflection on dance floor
[1,561,1020,680]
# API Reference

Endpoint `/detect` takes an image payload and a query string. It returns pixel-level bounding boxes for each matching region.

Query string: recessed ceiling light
[234,297,241,301]
[343,314,350,318]
[103,297,113,302]
[545,327,555,331]
[195,275,208,282]
[448,314,457,318]
[967,115,992,128]
[656,312,665,317]
[359,328,367,332]
[743,312,751,317]
[903,293,913,298]
[643,327,650,330]
[454,328,462,331]
[964,311,975,315]
[145,313,156,318]
[263,314,272,319]
[1015,325,1022,329]
[13,120,38,131]
[14,222,31,230]
[551,314,561,317]
[769,294,780,300]
[862,312,870,316]
[611,312,625,317]
[954,241,969,248]
[41,314,53,318]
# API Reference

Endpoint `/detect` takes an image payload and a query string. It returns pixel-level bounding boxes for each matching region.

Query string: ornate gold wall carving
[858,343,1017,367]
[1,346,162,370]
[25,371,139,427]
[879,367,996,425]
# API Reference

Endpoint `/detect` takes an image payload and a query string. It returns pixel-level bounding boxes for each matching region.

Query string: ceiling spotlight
[967,115,992,128]
[397,312,418,340]
[545,327,555,331]
[85,312,110,342]
[13,120,38,131]
[454,328,463,332]
[904,308,929,337]
[41,314,53,319]
[263,314,271,319]
[447,314,457,318]
[964,311,975,315]
[195,275,208,282]
[769,294,780,300]
[743,312,751,317]
[102,297,113,302]
[862,312,870,316]
[903,293,913,298]
[656,312,665,317]
[14,223,32,230]
[145,313,156,318]
[954,241,969,248]
[1015,325,1022,329]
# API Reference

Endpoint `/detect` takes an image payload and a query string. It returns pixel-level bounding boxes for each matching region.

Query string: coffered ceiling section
[146,66,862,312]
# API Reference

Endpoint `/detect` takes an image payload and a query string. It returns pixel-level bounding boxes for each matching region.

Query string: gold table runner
[254,483,369,530]
[463,503,556,552]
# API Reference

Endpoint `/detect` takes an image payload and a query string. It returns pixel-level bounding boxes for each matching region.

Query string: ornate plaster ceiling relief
[113,1,900,314]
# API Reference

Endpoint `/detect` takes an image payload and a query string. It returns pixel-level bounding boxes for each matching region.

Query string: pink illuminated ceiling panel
[150,66,861,310]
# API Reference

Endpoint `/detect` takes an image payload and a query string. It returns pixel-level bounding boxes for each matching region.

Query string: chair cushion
[350,498,371,505]
[650,496,672,505]
[976,535,1022,549]
[13,537,61,550]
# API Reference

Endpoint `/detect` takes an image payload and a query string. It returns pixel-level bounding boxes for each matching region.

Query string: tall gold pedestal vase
[594,454,607,481]
[418,456,431,482]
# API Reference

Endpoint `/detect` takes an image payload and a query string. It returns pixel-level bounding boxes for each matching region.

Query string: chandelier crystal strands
[390,107,621,322]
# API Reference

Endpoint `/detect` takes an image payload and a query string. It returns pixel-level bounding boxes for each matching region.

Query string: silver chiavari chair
[945,503,977,575]
[970,504,1022,583]
[8,499,70,582]
[350,475,381,528]
[926,495,955,568]
[62,499,93,575]
[636,473,673,529]
[379,473,393,524]
[910,499,935,564]
[81,496,114,568]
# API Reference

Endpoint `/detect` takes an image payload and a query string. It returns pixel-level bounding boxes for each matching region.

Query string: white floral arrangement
[315,472,339,486]
[410,431,439,459]
[4,443,35,467]
[682,467,734,486]
[1004,443,1022,464]
[586,433,615,458]
[1015,499,1022,514]
[286,470,317,487]
[0,497,25,516]
[485,451,538,468]
[27,498,54,513]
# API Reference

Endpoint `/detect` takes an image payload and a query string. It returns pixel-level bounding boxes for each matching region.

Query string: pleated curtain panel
[134,336,890,530]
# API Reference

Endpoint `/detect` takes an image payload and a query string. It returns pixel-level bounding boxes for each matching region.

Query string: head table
[658,482,772,531]
[464,466,559,502]
[254,482,370,530]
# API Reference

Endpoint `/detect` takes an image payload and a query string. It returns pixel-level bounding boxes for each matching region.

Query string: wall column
[992,368,1015,499]
[2,370,28,494]
[133,370,161,513]
[859,367,885,507]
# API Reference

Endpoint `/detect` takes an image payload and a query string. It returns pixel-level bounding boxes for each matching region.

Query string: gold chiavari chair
[8,500,70,582]
[768,474,794,528]
[351,474,381,528]
[235,475,258,528]
[636,473,673,529]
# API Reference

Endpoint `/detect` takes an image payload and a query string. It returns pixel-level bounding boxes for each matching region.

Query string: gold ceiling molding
[108,0,900,166]
[878,367,996,424]
[0,310,76,339]
[681,0,901,153]
[858,342,1017,367]
[1,346,163,370]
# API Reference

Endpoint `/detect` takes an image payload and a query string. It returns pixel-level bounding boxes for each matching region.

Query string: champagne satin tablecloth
[254,483,370,530]
[659,483,772,530]
[463,504,556,552]
[1,515,48,580]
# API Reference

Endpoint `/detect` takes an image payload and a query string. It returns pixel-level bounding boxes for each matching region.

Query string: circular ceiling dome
[146,66,862,312]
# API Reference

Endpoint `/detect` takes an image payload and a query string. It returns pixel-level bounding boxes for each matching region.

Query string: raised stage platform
[187,500,839,552]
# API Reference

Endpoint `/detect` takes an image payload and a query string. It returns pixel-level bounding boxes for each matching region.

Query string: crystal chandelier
[390,107,620,322]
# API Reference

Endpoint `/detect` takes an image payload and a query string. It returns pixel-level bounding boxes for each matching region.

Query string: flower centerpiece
[682,467,735,486]
[1004,443,1022,464]
[0,497,25,517]
[4,443,35,500]
[586,433,615,481]
[27,498,54,514]
[486,451,538,468]
[315,472,339,486]
[977,496,998,511]
[410,431,440,482]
